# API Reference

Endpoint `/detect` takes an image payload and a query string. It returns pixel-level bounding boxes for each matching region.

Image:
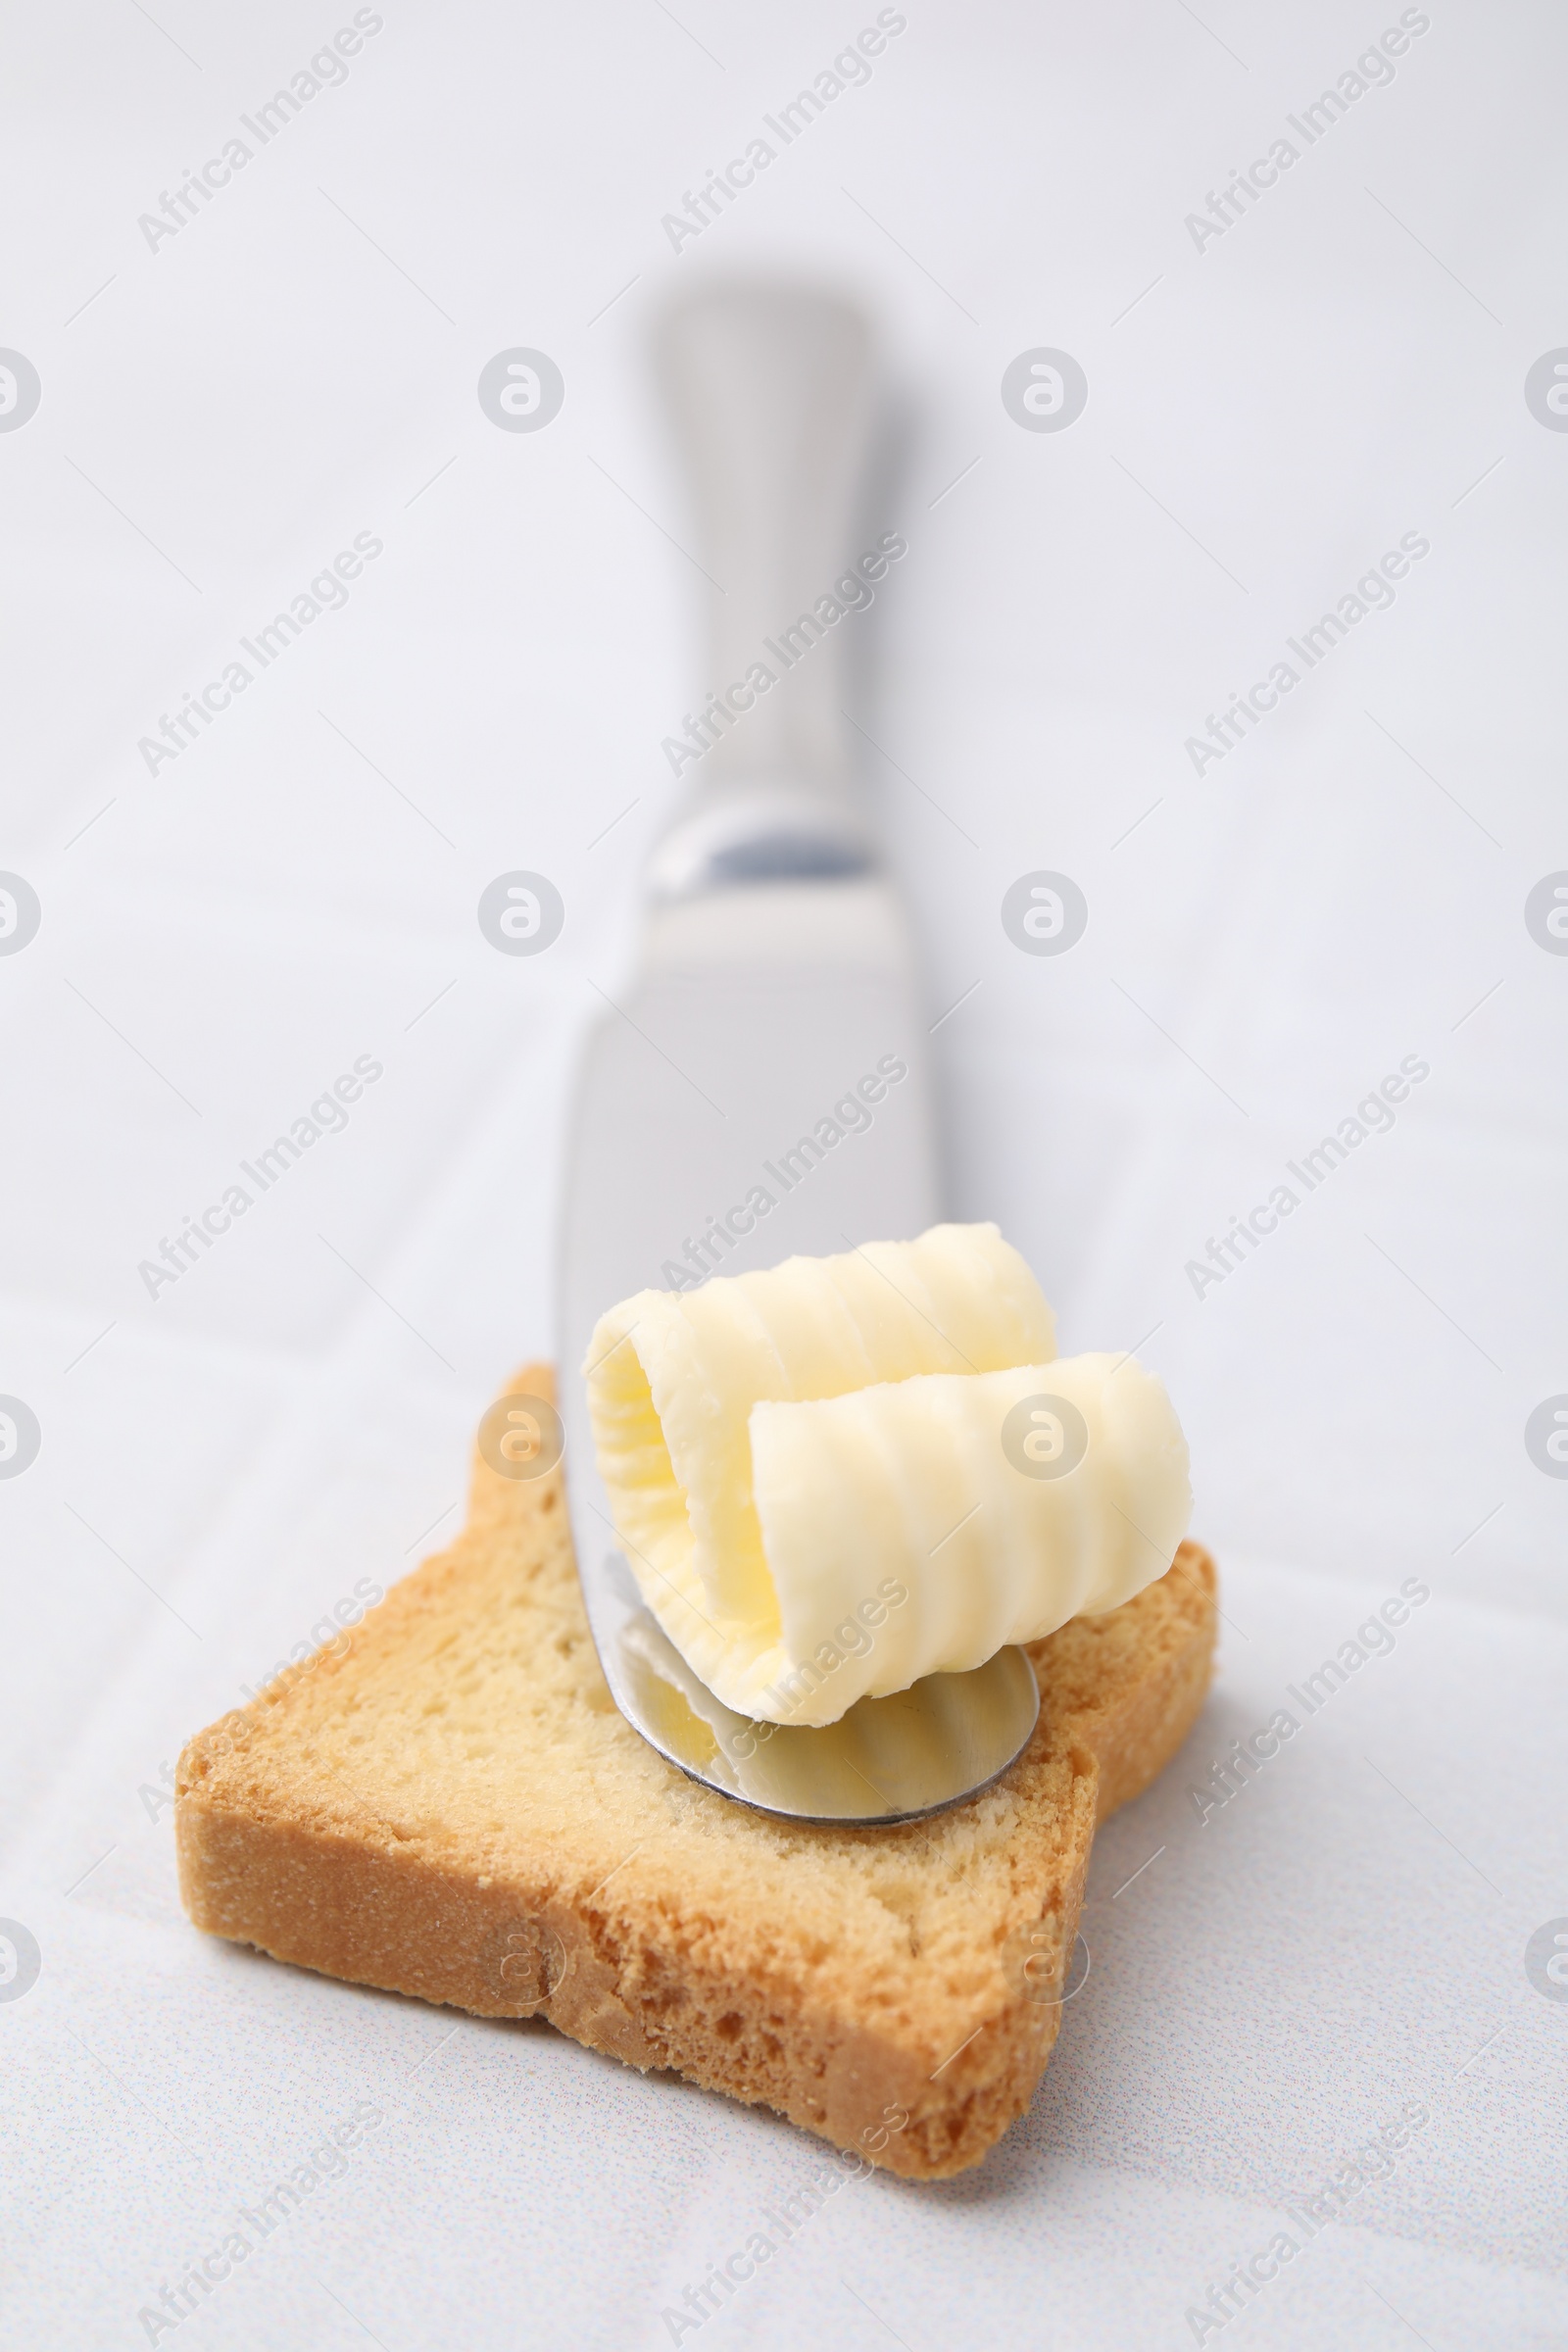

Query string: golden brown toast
[176,1366,1216,2179]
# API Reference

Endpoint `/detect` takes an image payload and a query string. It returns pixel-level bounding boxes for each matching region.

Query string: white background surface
[3,2,1566,2345]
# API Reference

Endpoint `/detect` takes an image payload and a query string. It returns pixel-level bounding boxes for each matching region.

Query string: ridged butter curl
[584,1223,1189,1726]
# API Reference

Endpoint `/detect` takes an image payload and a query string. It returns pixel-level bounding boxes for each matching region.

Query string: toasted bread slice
[176,1367,1216,2179]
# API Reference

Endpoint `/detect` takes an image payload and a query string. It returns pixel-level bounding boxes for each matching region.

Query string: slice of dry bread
[177,1367,1216,2180]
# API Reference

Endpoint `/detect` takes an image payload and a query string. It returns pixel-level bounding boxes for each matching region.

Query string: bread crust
[177,1367,1216,2179]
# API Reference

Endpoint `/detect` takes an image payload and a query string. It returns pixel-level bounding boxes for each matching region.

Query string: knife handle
[655,282,877,797]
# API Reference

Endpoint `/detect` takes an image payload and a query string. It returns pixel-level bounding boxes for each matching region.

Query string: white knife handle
[656,282,877,796]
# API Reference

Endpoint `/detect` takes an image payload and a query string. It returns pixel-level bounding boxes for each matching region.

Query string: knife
[556,281,1039,1822]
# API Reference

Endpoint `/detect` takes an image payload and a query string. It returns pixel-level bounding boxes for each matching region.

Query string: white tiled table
[4,4,1565,2344]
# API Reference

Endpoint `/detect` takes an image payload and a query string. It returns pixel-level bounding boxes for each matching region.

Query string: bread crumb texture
[177,1367,1216,2179]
